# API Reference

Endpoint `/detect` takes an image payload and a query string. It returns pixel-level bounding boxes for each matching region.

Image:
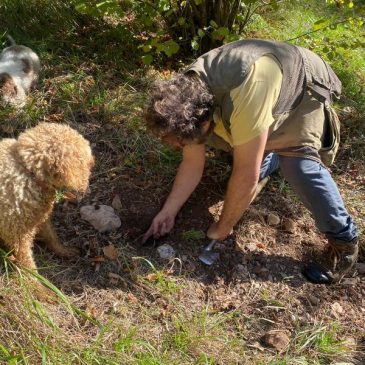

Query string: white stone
[80,204,121,233]
[157,244,176,260]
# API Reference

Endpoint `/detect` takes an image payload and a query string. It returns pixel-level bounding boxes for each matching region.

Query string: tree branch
[286,18,350,42]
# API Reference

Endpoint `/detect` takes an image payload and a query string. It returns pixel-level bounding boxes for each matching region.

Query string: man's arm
[143,143,205,242]
[207,130,268,240]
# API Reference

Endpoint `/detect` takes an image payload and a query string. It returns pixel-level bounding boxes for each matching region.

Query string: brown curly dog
[0,122,94,271]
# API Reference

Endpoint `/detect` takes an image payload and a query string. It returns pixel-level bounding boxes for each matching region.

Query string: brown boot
[326,237,359,282]
[303,237,358,284]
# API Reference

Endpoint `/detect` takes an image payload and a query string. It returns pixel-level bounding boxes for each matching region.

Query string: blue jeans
[259,153,357,242]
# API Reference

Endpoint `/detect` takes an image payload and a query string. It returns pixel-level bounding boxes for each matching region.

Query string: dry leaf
[103,244,119,260]
[111,194,123,211]
[146,273,158,282]
[45,113,64,122]
[90,255,106,262]
[127,292,138,304]
[256,242,267,250]
[63,191,77,202]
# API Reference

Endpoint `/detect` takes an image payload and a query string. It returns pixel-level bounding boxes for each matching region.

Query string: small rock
[261,330,290,352]
[111,194,123,211]
[236,264,246,272]
[331,302,344,318]
[80,205,121,233]
[308,294,320,306]
[157,244,176,260]
[356,262,365,275]
[235,264,249,279]
[282,218,296,234]
[253,266,270,280]
[267,213,281,226]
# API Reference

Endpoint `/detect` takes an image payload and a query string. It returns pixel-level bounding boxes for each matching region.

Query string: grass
[181,229,206,242]
[0,0,364,364]
[251,0,365,105]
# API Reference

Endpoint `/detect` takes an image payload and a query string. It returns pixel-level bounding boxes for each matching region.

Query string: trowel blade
[199,251,220,265]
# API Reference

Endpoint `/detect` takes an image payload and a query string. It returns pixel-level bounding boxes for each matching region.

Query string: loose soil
[35,116,365,363]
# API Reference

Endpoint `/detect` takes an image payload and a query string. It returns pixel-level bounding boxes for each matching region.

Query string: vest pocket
[319,103,341,166]
[297,46,342,102]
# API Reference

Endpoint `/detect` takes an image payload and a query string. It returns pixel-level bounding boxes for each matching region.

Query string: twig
[286,18,350,42]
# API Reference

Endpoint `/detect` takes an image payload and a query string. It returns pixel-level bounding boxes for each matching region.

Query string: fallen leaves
[145,273,159,282]
[90,255,106,263]
[63,191,77,202]
[102,244,119,260]
[44,113,65,123]
[127,292,138,304]
[89,244,119,272]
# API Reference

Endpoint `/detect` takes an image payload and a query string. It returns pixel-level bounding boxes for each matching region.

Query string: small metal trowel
[199,240,219,265]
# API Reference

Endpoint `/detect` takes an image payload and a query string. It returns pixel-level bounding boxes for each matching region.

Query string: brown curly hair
[145,72,215,140]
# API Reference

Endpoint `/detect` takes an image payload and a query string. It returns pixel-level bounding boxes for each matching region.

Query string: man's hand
[142,209,176,243]
[207,222,233,241]
[142,143,206,244]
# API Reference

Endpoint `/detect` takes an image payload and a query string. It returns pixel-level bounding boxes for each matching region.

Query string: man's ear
[201,120,212,134]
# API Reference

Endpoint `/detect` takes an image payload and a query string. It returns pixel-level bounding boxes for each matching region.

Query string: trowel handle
[205,239,217,251]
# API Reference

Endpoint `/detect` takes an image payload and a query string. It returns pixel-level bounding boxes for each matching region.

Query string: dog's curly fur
[0,122,94,271]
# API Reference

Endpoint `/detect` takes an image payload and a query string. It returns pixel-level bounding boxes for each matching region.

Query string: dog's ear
[0,73,18,97]
[21,58,32,74]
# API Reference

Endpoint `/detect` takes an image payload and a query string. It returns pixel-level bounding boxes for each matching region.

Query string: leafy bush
[72,0,284,64]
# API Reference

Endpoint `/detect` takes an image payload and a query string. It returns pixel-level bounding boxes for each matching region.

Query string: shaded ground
[41,114,365,363]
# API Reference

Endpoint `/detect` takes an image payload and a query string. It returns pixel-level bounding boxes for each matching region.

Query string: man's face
[160,120,212,149]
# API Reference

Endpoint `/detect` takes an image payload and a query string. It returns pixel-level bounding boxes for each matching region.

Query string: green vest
[185,39,342,165]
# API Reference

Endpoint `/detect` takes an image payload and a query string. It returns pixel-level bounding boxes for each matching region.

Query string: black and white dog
[0,35,40,108]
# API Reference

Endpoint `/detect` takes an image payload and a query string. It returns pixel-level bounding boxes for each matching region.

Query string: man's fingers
[142,216,174,243]
[160,222,168,236]
[142,225,154,243]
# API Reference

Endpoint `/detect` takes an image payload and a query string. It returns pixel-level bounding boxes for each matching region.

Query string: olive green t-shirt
[213,55,283,146]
